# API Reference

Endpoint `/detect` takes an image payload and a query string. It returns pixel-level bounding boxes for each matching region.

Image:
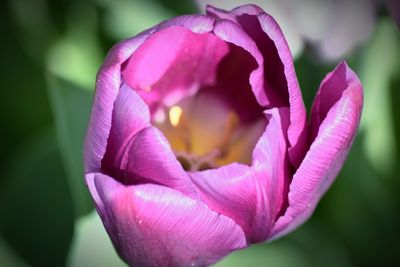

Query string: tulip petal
[255,11,308,169]
[271,62,363,239]
[84,30,155,173]
[157,14,215,34]
[122,25,230,114]
[191,108,289,243]
[211,13,281,108]
[86,173,247,267]
[207,5,307,168]
[122,126,197,197]
[101,83,150,177]
[85,15,223,174]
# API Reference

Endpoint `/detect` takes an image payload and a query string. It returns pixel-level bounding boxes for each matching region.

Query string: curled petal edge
[270,62,363,239]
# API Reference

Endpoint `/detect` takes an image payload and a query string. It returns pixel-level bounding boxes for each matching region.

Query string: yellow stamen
[217,111,240,157]
[169,105,183,127]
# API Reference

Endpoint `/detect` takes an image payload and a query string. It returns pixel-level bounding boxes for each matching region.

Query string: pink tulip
[84,4,363,266]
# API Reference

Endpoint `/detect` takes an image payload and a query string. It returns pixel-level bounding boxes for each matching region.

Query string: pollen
[169,105,183,127]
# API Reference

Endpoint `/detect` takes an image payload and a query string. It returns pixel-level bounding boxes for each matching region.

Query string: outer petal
[207,5,308,168]
[86,173,247,267]
[84,30,155,173]
[191,108,289,243]
[271,62,363,239]
[255,11,307,169]
[157,14,215,34]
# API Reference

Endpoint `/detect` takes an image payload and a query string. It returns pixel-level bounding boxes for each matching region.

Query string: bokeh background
[0,0,399,266]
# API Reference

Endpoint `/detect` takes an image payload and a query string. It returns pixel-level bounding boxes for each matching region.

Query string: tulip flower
[84,4,363,266]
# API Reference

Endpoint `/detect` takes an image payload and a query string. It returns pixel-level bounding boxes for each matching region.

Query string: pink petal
[255,11,308,169]
[122,25,229,113]
[86,173,247,267]
[84,30,154,173]
[85,15,220,174]
[101,83,150,177]
[157,14,215,34]
[208,5,308,169]
[211,14,282,108]
[387,0,400,29]
[122,126,197,197]
[271,62,363,239]
[191,108,289,243]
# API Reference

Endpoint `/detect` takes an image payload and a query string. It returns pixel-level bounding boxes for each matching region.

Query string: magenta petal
[85,15,218,174]
[123,126,197,197]
[122,25,229,115]
[387,0,400,29]
[86,173,247,267]
[255,12,307,169]
[211,16,271,108]
[208,5,308,168]
[271,62,363,239]
[157,14,215,34]
[84,30,155,173]
[102,83,150,175]
[191,108,289,243]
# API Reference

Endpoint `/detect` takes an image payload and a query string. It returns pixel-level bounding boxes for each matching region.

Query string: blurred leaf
[319,135,400,265]
[0,236,30,267]
[294,54,333,112]
[94,0,175,40]
[47,2,102,90]
[9,0,57,63]
[288,220,351,267]
[0,0,53,186]
[0,129,74,267]
[47,73,93,216]
[156,0,197,14]
[359,18,400,175]
[390,69,400,179]
[46,2,103,216]
[215,238,310,267]
[68,211,126,267]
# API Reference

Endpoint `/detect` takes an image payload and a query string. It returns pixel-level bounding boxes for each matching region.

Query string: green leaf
[67,211,127,267]
[155,0,198,14]
[215,239,310,267]
[0,236,30,267]
[47,73,94,217]
[47,2,102,90]
[359,18,400,175]
[0,129,74,267]
[319,135,400,265]
[94,0,175,40]
[46,2,102,216]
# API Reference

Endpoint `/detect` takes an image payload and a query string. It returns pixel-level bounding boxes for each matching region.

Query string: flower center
[121,26,267,171]
[153,93,265,171]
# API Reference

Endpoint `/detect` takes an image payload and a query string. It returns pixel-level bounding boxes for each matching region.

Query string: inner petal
[122,26,230,114]
[122,26,266,171]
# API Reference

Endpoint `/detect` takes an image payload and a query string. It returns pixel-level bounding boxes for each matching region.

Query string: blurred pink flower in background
[386,0,400,28]
[84,4,363,266]
[196,0,376,61]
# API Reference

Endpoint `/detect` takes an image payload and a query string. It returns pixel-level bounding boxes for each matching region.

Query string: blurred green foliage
[0,0,399,266]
